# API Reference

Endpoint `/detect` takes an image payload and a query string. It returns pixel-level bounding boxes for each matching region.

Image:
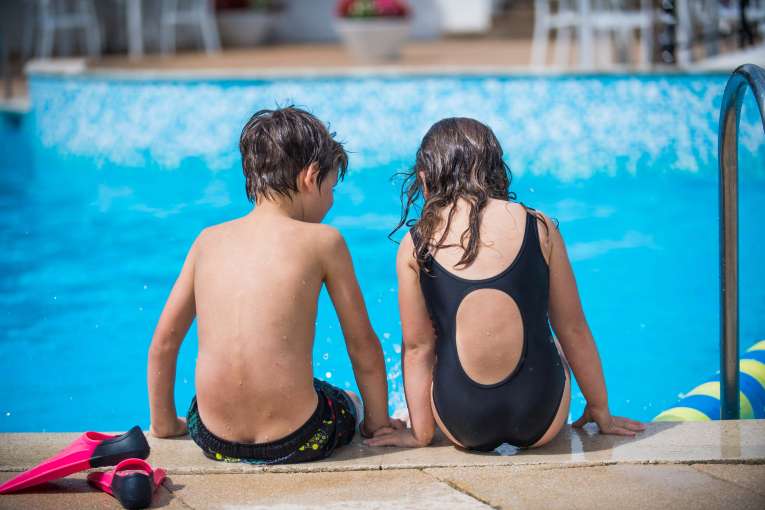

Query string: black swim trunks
[187,379,357,464]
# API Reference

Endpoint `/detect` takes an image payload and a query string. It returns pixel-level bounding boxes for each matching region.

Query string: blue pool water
[1,73,763,432]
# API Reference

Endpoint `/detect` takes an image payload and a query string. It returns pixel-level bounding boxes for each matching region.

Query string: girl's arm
[543,216,645,436]
[147,236,199,438]
[365,233,436,447]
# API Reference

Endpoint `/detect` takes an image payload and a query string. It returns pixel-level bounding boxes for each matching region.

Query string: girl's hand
[573,404,646,436]
[150,417,188,438]
[363,427,428,448]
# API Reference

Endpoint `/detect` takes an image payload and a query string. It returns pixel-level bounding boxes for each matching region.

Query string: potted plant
[216,0,282,48]
[335,0,411,62]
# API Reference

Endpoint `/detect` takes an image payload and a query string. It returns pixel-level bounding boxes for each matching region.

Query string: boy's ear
[299,162,321,193]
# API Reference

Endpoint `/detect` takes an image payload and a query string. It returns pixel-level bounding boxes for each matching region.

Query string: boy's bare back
[193,214,339,443]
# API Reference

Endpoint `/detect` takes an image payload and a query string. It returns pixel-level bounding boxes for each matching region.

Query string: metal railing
[718,63,765,419]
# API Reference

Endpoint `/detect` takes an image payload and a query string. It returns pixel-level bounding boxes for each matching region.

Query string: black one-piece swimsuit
[412,210,566,450]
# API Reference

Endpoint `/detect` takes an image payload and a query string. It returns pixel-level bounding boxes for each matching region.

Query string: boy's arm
[321,228,390,435]
[366,233,436,447]
[545,217,644,436]
[147,235,199,438]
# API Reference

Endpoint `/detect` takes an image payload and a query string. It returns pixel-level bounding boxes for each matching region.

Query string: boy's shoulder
[193,218,240,243]
[295,223,352,268]
[307,223,347,252]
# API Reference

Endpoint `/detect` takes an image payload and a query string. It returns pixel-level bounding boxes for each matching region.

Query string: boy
[147,107,399,464]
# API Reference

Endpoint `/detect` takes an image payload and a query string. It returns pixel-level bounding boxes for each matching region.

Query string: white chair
[532,0,652,70]
[590,0,654,69]
[531,0,588,68]
[32,0,101,58]
[159,0,220,55]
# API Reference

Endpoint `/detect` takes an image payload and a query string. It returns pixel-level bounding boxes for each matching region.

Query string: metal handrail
[718,63,765,420]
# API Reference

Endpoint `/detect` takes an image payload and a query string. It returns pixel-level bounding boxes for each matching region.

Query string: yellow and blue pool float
[654,340,765,421]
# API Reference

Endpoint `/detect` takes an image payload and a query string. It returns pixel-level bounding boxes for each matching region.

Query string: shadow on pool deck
[1,421,763,509]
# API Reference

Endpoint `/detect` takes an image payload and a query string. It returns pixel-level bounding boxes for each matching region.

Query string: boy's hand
[150,417,188,438]
[359,417,406,438]
[363,427,428,448]
[573,404,646,436]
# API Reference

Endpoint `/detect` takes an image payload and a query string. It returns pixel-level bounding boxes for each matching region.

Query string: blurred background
[1,0,764,104]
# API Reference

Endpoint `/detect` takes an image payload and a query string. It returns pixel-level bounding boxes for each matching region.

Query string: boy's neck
[251,195,306,221]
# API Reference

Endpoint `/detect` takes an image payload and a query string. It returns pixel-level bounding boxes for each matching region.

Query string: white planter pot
[335,18,411,62]
[217,11,275,48]
[434,0,493,34]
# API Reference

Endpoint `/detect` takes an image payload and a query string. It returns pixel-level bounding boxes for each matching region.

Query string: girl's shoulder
[514,203,558,264]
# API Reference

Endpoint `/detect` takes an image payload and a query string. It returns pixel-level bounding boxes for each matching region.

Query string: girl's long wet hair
[390,117,519,269]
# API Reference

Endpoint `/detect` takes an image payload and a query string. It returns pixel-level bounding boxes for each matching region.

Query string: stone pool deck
[1,420,764,509]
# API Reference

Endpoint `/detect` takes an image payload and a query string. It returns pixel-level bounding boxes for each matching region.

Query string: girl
[367,118,645,450]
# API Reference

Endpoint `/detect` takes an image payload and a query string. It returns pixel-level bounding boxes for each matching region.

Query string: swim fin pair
[0,426,165,509]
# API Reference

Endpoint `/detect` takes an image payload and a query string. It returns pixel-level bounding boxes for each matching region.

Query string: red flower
[336,0,409,18]
[374,0,408,16]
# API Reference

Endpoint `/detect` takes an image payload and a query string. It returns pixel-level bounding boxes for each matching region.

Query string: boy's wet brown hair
[239,106,348,202]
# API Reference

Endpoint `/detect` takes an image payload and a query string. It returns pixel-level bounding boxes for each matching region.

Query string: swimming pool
[1,72,763,432]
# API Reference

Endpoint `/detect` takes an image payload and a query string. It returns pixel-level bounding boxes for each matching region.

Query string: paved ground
[1,420,763,509]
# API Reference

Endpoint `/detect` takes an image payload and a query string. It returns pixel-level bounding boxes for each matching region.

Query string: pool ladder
[719,63,765,419]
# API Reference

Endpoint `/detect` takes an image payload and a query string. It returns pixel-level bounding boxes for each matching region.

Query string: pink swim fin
[87,459,166,510]
[0,426,149,494]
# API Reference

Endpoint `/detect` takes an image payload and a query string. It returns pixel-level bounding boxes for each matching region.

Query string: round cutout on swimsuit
[455,288,523,386]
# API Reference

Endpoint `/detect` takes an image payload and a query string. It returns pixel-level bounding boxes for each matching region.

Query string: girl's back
[427,199,545,385]
[413,199,567,449]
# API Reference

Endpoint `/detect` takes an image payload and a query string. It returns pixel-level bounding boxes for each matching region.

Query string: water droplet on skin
[325,371,332,379]
[282,335,287,341]
[301,280,306,285]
